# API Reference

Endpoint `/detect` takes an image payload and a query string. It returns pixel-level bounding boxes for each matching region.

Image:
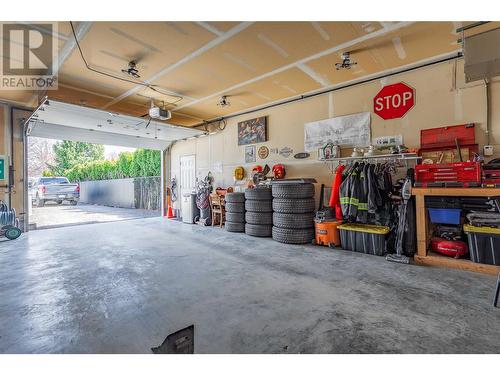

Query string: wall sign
[304,112,371,152]
[238,116,267,145]
[374,82,415,120]
[258,146,269,159]
[294,152,310,159]
[245,145,256,163]
[279,147,293,158]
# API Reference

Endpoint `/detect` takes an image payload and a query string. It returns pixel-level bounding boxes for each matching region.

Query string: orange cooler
[314,219,342,248]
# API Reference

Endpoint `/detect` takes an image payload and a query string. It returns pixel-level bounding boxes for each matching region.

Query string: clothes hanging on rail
[329,164,345,221]
[339,161,396,225]
[339,163,361,221]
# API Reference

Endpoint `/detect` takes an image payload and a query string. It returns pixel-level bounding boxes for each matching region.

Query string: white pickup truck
[31,177,80,207]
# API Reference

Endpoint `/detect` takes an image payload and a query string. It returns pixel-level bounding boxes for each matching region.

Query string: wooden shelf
[412,187,500,275]
[412,187,500,197]
[414,251,500,276]
[320,152,420,163]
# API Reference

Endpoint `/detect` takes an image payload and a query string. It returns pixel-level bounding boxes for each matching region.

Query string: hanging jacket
[367,163,382,212]
[356,163,369,223]
[340,163,361,222]
[329,164,345,221]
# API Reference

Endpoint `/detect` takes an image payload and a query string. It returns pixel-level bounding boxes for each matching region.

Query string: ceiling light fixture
[217,95,231,107]
[121,61,141,79]
[335,52,357,70]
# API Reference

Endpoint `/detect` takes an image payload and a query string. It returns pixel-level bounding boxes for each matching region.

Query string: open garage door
[23,98,207,229]
[26,98,206,149]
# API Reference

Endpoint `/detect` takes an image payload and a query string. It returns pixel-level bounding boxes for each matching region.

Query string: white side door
[179,155,196,195]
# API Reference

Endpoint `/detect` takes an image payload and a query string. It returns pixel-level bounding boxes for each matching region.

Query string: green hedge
[65,149,161,182]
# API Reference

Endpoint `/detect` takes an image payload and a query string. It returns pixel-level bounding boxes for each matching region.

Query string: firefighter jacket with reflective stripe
[340,164,361,222]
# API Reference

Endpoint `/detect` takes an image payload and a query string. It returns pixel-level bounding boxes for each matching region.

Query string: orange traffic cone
[166,189,176,218]
[167,205,175,218]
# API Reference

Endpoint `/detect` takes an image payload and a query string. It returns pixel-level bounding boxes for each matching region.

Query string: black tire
[225,192,245,203]
[226,212,245,223]
[245,187,272,200]
[70,200,78,206]
[245,211,273,225]
[272,183,315,199]
[225,202,245,213]
[273,198,315,214]
[245,199,273,212]
[225,221,245,232]
[5,227,22,240]
[273,212,315,229]
[56,200,63,205]
[245,223,272,237]
[272,227,314,244]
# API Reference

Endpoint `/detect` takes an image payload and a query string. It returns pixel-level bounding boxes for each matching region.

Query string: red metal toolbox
[414,162,481,187]
[420,123,475,149]
[482,168,500,187]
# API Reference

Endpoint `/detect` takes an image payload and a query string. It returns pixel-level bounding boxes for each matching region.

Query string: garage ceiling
[26,99,206,149]
[2,21,499,126]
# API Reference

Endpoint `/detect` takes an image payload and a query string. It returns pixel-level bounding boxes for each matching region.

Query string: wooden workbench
[412,187,500,275]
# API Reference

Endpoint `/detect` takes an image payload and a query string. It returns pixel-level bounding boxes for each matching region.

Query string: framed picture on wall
[245,145,256,163]
[238,116,267,145]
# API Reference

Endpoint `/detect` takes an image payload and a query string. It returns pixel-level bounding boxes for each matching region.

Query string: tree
[27,137,56,178]
[48,141,105,176]
[64,149,161,182]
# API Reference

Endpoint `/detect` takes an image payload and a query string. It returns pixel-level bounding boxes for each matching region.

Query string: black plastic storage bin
[337,224,390,256]
[425,196,461,209]
[463,224,500,265]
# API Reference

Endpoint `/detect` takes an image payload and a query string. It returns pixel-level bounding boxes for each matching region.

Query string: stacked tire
[244,187,273,237]
[225,192,245,233]
[272,183,315,244]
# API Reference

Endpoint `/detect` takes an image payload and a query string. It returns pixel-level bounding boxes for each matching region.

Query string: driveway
[30,203,160,229]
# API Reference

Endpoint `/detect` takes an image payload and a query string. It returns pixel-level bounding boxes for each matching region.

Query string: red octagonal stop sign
[374,82,415,120]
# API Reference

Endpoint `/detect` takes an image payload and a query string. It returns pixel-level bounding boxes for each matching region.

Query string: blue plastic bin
[428,208,461,225]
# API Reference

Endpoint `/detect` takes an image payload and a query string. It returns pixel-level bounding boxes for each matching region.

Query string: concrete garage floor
[30,203,160,229]
[1,218,499,354]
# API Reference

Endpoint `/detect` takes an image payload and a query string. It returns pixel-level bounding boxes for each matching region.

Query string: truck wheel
[245,187,272,200]
[272,183,315,199]
[226,212,245,223]
[272,198,315,214]
[245,199,273,213]
[225,221,245,233]
[70,200,78,206]
[273,212,315,229]
[225,202,245,213]
[225,192,245,203]
[245,223,272,237]
[272,227,314,244]
[245,211,273,225]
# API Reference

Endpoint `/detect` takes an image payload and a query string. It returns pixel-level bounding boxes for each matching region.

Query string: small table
[412,187,500,276]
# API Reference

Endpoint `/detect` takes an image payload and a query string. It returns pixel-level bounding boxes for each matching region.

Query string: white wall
[171,59,500,206]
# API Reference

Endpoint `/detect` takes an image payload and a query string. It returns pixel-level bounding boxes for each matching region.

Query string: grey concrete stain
[0,217,499,353]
